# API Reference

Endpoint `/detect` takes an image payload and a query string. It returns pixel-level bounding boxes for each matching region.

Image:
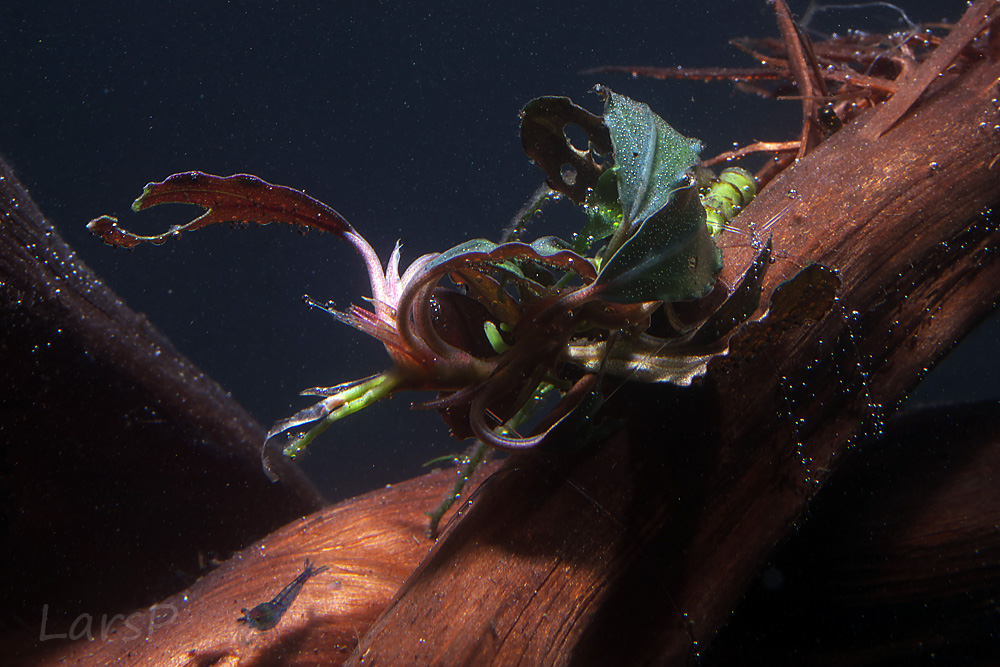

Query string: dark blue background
[2,1,994,501]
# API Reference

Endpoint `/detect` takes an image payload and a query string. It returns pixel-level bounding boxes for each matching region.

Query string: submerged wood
[350,8,1000,665]
[13,403,997,666]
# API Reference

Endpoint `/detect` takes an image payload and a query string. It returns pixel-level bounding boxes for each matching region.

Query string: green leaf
[596,185,722,303]
[601,87,703,230]
[576,168,623,254]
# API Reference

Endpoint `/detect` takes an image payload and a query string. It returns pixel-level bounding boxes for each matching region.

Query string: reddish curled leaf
[421,237,597,283]
[447,268,524,327]
[395,237,597,358]
[471,362,599,451]
[87,172,357,248]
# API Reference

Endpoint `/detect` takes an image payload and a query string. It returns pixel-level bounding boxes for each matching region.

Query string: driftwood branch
[11,463,499,666]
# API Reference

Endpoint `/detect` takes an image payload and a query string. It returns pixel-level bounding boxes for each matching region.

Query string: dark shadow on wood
[708,400,1000,665]
[0,156,324,635]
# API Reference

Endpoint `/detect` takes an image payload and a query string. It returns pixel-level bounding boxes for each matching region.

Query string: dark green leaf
[596,185,722,303]
[601,87,702,230]
[722,263,841,362]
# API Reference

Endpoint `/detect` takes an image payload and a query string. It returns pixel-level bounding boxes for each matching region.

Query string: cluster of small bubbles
[786,188,798,199]
[867,400,886,438]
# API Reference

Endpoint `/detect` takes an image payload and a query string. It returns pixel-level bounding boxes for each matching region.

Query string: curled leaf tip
[87,171,360,249]
[86,215,172,249]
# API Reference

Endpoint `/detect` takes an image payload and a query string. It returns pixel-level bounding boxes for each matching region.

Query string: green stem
[424,381,555,538]
[425,440,490,539]
[283,372,401,458]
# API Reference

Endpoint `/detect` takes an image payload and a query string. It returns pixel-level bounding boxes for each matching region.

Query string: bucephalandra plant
[88,86,768,482]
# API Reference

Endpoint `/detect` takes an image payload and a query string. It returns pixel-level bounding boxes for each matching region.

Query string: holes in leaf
[560,164,578,186]
[563,123,590,152]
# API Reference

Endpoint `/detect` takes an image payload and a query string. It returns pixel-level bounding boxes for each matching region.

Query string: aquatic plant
[89,87,767,477]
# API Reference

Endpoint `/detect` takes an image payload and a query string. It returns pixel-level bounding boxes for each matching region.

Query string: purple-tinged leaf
[88,172,357,248]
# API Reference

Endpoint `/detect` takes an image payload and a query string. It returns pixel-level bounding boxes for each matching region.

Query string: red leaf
[88,171,357,248]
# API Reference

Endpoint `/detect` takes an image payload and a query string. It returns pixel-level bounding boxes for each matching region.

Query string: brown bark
[348,10,1000,666]
[11,402,997,666]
